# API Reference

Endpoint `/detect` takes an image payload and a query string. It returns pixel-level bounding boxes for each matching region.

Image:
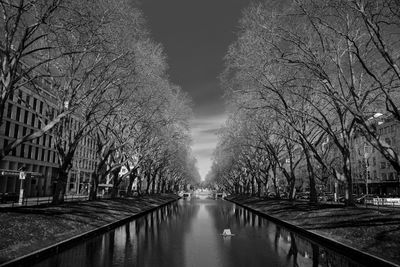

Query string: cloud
[190,114,227,180]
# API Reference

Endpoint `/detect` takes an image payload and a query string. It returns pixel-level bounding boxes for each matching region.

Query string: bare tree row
[0,0,200,203]
[207,0,400,206]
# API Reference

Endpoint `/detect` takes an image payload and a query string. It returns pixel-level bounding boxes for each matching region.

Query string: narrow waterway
[33,196,364,267]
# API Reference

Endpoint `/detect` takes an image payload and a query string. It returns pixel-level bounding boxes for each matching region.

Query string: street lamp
[363,142,370,196]
[18,166,27,205]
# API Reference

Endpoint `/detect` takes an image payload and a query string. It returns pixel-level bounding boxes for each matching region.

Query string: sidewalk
[227,195,400,265]
[0,194,179,264]
[0,195,90,208]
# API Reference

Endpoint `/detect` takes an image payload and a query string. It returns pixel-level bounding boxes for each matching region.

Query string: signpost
[18,172,26,205]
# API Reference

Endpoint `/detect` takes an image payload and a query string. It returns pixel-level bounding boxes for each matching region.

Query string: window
[28,146,32,159]
[373,157,376,166]
[387,162,392,169]
[382,173,387,180]
[16,107,21,121]
[31,115,35,127]
[35,147,39,160]
[380,161,386,169]
[39,101,43,114]
[13,125,19,138]
[3,139,8,149]
[373,170,377,179]
[41,149,45,161]
[22,127,27,136]
[389,172,394,181]
[7,103,12,118]
[33,98,37,111]
[26,95,30,107]
[5,121,11,136]
[23,110,29,124]
[17,90,23,104]
[20,144,25,157]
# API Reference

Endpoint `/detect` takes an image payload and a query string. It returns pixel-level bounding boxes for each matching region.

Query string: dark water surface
[33,197,364,267]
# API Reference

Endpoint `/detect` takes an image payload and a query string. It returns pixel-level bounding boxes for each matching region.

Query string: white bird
[221,229,235,236]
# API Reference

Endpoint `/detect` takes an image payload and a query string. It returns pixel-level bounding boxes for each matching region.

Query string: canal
[33,196,365,267]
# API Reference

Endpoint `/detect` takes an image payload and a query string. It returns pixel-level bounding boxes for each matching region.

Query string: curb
[227,197,400,267]
[0,196,180,267]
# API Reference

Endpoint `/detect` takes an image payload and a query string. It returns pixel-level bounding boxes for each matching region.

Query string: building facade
[0,82,97,197]
[352,115,400,196]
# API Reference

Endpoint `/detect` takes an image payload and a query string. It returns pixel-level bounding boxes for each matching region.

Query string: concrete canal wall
[227,196,400,267]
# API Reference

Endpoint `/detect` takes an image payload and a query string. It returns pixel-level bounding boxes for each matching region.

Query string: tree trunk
[145,171,151,194]
[136,177,142,196]
[89,172,99,200]
[251,175,255,196]
[272,165,280,198]
[343,152,354,206]
[52,170,68,204]
[126,170,137,196]
[302,140,318,203]
[111,167,121,198]
[288,176,296,201]
[157,177,162,193]
[151,173,157,194]
[161,180,166,193]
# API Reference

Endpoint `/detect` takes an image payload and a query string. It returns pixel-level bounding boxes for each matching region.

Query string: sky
[140,0,250,180]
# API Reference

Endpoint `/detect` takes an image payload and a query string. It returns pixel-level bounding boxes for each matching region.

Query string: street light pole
[18,171,26,205]
[364,143,369,196]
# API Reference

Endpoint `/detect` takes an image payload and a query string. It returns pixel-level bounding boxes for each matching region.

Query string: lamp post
[18,171,26,205]
[363,143,370,196]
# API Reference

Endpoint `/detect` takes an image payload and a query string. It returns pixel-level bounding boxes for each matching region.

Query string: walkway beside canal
[227,195,400,265]
[0,194,179,264]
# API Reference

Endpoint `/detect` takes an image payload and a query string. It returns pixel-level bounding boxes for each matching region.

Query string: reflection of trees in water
[311,243,319,267]
[274,228,364,267]
[132,200,200,266]
[286,232,299,267]
[205,201,239,230]
[319,248,364,267]
[232,206,264,228]
[97,201,364,267]
[222,205,364,267]
[274,225,281,252]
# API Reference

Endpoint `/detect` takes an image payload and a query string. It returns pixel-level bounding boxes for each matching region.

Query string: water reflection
[34,199,365,267]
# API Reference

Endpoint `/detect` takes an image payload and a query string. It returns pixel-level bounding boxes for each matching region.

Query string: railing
[366,197,400,207]
[0,194,93,208]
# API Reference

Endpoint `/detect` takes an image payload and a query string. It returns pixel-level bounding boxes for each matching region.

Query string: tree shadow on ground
[0,195,177,228]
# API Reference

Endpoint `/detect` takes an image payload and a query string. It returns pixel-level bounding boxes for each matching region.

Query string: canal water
[33,196,364,267]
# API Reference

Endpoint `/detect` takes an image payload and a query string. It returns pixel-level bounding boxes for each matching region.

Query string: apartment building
[352,114,400,196]
[0,82,97,197]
